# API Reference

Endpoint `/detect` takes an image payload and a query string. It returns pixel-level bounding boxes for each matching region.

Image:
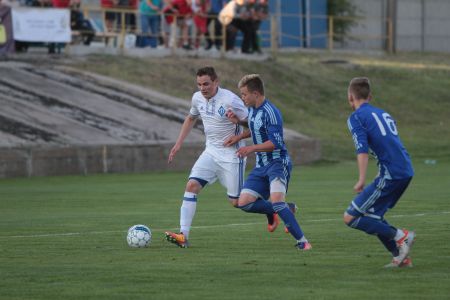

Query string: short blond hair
[238,74,265,95]
[349,77,371,100]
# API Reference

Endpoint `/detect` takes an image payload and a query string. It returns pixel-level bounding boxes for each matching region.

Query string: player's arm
[226,96,249,127]
[348,114,369,193]
[235,140,275,158]
[223,129,251,147]
[354,153,369,193]
[168,114,198,163]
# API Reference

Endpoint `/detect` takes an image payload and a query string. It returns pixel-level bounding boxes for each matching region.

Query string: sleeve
[266,109,284,149]
[347,113,368,154]
[189,96,200,116]
[229,94,248,121]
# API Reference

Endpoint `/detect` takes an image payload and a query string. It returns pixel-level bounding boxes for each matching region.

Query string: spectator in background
[138,0,161,48]
[239,0,255,54]
[225,0,250,52]
[249,0,267,53]
[70,0,95,45]
[204,0,223,50]
[191,0,209,49]
[101,0,118,32]
[161,0,174,48]
[33,0,52,7]
[52,0,69,7]
[173,0,192,49]
[117,0,137,31]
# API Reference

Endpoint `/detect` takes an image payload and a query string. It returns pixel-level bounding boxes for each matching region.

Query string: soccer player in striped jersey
[344,77,415,267]
[225,74,311,250]
[164,66,248,248]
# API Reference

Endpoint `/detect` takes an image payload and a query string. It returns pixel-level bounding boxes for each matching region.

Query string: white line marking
[1,211,449,239]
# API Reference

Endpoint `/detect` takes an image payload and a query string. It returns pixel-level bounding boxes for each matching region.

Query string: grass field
[1,160,449,299]
[3,50,449,298]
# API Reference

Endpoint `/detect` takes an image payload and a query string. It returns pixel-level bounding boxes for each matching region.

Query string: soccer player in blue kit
[344,77,415,267]
[225,74,311,250]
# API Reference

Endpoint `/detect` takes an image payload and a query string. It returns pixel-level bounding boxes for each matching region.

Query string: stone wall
[0,135,321,178]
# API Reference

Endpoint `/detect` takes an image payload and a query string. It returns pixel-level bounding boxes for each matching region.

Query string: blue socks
[238,200,305,240]
[273,202,304,240]
[238,199,274,214]
[347,216,397,240]
[377,219,399,256]
[238,199,275,224]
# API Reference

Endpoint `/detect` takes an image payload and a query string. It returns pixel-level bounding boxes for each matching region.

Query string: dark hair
[349,77,371,100]
[238,74,265,95]
[196,66,218,81]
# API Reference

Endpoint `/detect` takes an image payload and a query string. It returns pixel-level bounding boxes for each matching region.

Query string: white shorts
[189,151,246,199]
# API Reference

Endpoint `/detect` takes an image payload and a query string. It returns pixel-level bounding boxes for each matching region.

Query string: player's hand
[225,109,239,124]
[353,180,365,193]
[168,144,180,164]
[236,146,254,158]
[223,135,240,147]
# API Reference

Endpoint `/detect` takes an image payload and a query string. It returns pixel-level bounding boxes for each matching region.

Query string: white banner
[12,8,71,43]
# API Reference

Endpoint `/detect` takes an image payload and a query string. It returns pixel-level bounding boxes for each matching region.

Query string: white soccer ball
[127,224,152,248]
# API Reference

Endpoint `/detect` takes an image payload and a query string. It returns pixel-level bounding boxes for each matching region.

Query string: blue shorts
[346,176,412,219]
[241,159,292,200]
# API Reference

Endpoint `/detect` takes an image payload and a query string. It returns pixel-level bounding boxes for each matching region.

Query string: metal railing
[76,6,395,54]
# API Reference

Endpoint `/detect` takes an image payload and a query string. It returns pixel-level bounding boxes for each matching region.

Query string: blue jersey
[248,99,290,168]
[347,103,414,180]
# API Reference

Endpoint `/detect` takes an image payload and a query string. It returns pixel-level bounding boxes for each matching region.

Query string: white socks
[180,192,197,240]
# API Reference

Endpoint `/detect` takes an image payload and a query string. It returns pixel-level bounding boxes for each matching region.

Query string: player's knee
[270,178,286,194]
[186,180,202,193]
[237,193,256,207]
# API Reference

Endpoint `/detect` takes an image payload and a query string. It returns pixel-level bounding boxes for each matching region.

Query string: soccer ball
[127,224,152,248]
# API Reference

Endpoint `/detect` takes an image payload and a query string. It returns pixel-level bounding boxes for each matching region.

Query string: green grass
[71,51,450,161]
[1,161,449,299]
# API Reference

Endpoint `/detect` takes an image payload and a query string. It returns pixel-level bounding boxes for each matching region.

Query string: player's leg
[165,177,204,248]
[165,152,217,248]
[179,178,205,240]
[218,158,246,207]
[236,166,277,228]
[266,161,311,250]
[379,177,415,266]
[344,177,414,263]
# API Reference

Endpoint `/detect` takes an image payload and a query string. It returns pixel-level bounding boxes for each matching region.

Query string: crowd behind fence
[2,0,415,55]
[74,7,396,54]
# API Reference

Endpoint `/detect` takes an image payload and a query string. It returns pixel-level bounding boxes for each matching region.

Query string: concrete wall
[336,0,387,50]
[0,135,321,178]
[335,0,450,53]
[396,0,450,52]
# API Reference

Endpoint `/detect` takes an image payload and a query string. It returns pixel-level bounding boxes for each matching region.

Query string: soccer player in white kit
[165,67,248,248]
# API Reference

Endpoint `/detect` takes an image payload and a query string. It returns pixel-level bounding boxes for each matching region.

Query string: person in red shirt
[172,0,192,49]
[52,0,70,7]
[192,0,209,49]
[101,0,119,31]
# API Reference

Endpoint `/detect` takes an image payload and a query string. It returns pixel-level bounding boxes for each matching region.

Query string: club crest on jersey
[218,106,225,117]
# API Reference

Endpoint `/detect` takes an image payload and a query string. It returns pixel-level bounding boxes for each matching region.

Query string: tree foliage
[327,0,359,42]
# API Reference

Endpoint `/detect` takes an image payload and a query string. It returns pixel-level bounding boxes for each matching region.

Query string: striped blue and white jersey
[190,87,248,163]
[248,99,291,168]
[347,103,414,180]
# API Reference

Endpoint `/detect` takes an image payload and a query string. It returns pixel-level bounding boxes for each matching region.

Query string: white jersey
[190,87,248,162]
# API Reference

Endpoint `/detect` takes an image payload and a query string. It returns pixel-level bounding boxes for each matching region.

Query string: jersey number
[372,112,398,136]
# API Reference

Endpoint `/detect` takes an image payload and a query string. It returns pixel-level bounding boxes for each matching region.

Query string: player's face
[197,75,218,99]
[240,86,256,107]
